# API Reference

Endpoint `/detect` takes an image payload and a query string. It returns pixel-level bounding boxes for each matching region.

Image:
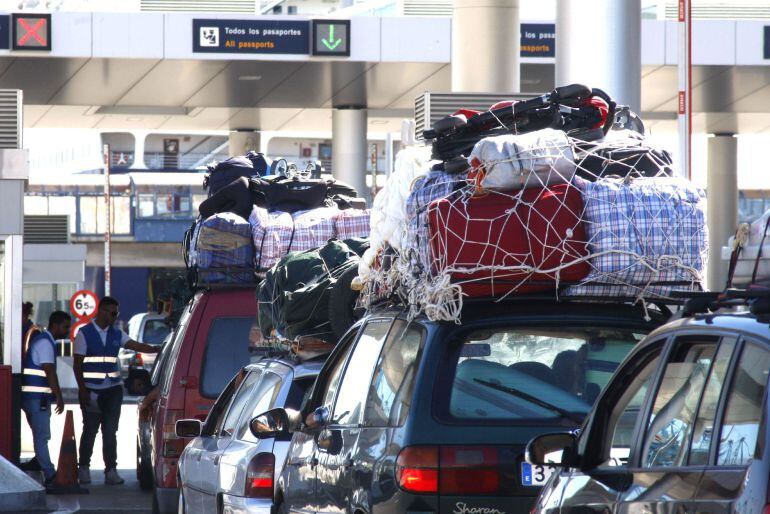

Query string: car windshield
[142,319,170,344]
[446,327,646,422]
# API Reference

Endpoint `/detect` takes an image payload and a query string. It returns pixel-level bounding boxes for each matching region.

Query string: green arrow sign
[322,25,342,51]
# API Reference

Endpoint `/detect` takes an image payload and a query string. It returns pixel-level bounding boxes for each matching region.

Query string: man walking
[20,311,70,485]
[73,296,159,486]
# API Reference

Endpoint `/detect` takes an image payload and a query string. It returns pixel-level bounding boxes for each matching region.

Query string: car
[175,357,323,514]
[119,312,171,378]
[526,296,770,514]
[251,300,667,514]
[150,287,261,514]
[137,329,177,491]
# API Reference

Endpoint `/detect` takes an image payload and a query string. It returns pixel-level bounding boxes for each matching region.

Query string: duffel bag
[428,184,590,297]
[264,178,330,213]
[468,129,577,191]
[575,132,673,180]
[204,156,257,196]
[194,213,255,284]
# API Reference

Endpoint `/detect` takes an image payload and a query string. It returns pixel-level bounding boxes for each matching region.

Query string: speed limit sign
[70,290,99,320]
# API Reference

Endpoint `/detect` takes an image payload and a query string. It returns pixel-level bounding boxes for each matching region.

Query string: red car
[149,287,260,514]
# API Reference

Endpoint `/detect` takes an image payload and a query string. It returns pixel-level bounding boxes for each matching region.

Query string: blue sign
[193,19,309,54]
[764,26,770,59]
[521,23,555,58]
[0,15,9,50]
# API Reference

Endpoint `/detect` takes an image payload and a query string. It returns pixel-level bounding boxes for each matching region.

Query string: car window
[364,320,424,427]
[642,337,719,468]
[150,333,174,387]
[717,341,770,466]
[204,374,240,436]
[331,320,392,426]
[314,333,358,414]
[688,337,737,465]
[200,317,262,398]
[445,326,646,422]
[220,370,261,437]
[142,319,170,345]
[603,345,663,467]
[238,371,284,442]
[161,301,195,396]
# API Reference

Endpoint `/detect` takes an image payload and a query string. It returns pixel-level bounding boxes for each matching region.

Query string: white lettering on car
[453,503,506,514]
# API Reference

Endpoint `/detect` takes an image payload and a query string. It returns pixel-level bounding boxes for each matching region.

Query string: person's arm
[72,331,90,407]
[138,386,160,421]
[42,363,64,414]
[124,340,160,354]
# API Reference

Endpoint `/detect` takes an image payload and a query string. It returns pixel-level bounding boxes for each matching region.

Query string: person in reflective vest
[73,296,160,486]
[20,310,71,484]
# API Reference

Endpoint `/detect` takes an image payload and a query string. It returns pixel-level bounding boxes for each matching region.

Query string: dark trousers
[79,385,123,471]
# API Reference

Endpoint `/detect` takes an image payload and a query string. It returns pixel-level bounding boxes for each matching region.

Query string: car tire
[329,265,362,338]
[137,441,154,491]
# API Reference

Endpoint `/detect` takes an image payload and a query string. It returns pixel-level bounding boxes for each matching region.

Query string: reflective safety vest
[81,323,122,386]
[21,330,57,401]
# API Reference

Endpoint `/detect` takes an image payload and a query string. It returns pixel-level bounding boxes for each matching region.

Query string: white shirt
[28,330,56,367]
[74,320,130,390]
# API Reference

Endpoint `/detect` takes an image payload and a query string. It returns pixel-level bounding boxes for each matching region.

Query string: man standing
[20,311,70,485]
[73,296,159,486]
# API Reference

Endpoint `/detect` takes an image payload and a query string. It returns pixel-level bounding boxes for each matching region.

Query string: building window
[77,196,131,235]
[287,5,297,14]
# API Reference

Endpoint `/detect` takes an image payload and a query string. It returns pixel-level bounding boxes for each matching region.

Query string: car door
[616,334,735,514]
[316,318,393,514]
[282,331,358,514]
[182,374,240,513]
[198,369,263,513]
[550,338,667,514]
[691,337,770,514]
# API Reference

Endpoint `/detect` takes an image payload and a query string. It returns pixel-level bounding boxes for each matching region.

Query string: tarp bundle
[257,238,369,342]
[357,120,707,322]
[186,212,255,284]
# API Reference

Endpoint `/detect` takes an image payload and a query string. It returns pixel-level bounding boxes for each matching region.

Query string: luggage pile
[357,84,708,322]
[183,154,370,287]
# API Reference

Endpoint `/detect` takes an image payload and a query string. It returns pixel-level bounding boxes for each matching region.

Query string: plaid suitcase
[427,184,590,297]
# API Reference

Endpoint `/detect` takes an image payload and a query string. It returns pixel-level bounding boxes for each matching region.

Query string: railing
[140,152,230,171]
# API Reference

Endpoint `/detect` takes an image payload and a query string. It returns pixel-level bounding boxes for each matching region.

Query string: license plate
[521,462,554,486]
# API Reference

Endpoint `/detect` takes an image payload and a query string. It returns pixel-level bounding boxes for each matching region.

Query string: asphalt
[19,397,154,513]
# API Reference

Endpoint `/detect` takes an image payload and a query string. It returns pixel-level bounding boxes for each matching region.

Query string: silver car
[175,358,322,514]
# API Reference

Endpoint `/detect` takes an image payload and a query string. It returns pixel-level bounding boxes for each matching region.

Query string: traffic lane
[21,398,152,513]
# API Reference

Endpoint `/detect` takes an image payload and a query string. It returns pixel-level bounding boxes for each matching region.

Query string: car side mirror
[175,419,202,438]
[250,407,299,439]
[526,432,580,468]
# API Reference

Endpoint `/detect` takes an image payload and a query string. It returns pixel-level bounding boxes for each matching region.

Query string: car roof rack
[187,267,262,291]
[670,288,770,317]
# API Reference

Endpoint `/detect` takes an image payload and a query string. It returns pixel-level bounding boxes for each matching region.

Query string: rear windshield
[200,317,262,398]
[443,327,646,423]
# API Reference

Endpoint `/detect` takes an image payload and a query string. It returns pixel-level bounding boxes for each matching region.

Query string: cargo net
[358,130,708,322]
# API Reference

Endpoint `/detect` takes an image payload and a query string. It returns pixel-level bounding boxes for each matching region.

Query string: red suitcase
[427,184,590,297]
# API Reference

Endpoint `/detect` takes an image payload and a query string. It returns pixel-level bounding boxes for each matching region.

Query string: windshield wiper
[473,378,584,423]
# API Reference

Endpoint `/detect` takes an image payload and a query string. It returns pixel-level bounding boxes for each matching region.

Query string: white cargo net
[358,128,708,322]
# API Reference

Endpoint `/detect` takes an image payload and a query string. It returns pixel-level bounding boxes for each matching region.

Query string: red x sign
[13,14,51,51]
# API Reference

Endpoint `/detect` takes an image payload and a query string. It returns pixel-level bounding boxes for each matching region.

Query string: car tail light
[396,446,439,494]
[397,445,504,495]
[440,446,500,494]
[245,453,275,498]
[162,409,186,458]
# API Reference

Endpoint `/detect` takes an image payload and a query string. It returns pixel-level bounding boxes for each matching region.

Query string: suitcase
[428,184,590,297]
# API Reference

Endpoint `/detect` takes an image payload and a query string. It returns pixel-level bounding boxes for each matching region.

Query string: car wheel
[137,444,154,491]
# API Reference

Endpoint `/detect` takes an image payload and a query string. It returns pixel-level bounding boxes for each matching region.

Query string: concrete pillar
[332,108,368,202]
[229,129,261,157]
[452,0,519,93]
[556,0,641,114]
[129,131,148,169]
[706,133,738,291]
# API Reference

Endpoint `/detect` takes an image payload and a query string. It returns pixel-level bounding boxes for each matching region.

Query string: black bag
[246,151,270,176]
[263,179,330,213]
[204,156,257,196]
[576,145,673,180]
[199,177,253,219]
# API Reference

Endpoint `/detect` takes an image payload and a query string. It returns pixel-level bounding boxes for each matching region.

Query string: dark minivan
[251,300,666,514]
[527,305,770,514]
